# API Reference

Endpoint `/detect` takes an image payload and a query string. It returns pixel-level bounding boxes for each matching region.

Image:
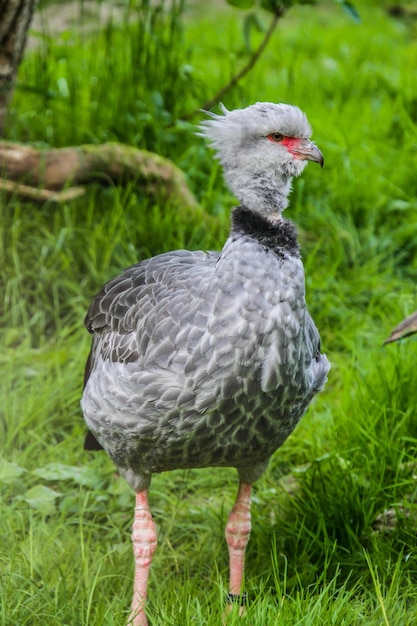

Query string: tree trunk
[0,0,38,135]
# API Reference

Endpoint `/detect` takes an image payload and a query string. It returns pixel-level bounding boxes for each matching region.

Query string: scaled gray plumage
[81,101,330,625]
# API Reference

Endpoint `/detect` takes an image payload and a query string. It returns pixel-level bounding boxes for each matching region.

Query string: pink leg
[128,490,158,626]
[224,482,252,611]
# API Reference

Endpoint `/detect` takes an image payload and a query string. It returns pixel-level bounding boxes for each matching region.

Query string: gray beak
[293,139,324,168]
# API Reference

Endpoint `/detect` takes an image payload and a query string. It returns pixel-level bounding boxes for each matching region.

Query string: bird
[81,101,331,626]
[384,309,417,344]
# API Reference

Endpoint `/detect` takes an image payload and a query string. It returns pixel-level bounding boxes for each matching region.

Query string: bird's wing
[304,311,330,393]
[84,249,218,377]
[82,249,218,451]
[86,250,213,333]
[384,309,417,344]
[305,311,322,359]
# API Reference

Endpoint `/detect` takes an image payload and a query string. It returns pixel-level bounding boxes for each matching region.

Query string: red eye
[267,133,284,142]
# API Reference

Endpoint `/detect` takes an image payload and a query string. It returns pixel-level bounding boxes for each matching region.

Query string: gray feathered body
[81,206,330,492]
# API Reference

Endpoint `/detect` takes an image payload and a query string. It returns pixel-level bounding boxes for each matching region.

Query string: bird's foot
[128,605,149,626]
[222,594,247,624]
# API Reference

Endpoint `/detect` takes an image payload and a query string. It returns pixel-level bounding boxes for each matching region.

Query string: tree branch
[183,8,284,119]
[0,178,86,203]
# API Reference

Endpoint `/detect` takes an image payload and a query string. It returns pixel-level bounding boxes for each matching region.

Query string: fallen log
[0,141,202,213]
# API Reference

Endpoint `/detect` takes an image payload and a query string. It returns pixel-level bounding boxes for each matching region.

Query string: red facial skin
[266,133,324,168]
[267,134,302,157]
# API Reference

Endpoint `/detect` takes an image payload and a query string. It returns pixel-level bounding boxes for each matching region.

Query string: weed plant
[2,1,417,624]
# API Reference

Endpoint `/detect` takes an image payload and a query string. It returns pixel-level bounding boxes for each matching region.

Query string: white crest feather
[198,101,312,165]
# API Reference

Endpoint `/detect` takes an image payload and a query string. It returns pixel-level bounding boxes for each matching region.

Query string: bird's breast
[81,236,316,480]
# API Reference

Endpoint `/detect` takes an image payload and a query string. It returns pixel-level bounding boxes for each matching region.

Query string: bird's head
[199,102,323,215]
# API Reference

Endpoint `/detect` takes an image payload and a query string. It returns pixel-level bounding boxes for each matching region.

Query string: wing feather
[85,249,219,367]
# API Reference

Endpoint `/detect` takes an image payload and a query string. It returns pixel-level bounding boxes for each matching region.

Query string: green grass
[2,0,417,624]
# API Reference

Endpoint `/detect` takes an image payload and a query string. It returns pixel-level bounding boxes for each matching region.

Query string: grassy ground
[2,0,417,624]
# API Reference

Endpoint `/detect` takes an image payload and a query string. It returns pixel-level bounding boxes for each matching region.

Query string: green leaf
[225,0,255,9]
[260,0,291,12]
[32,463,99,488]
[0,459,26,484]
[334,0,361,22]
[243,12,266,50]
[20,485,62,515]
